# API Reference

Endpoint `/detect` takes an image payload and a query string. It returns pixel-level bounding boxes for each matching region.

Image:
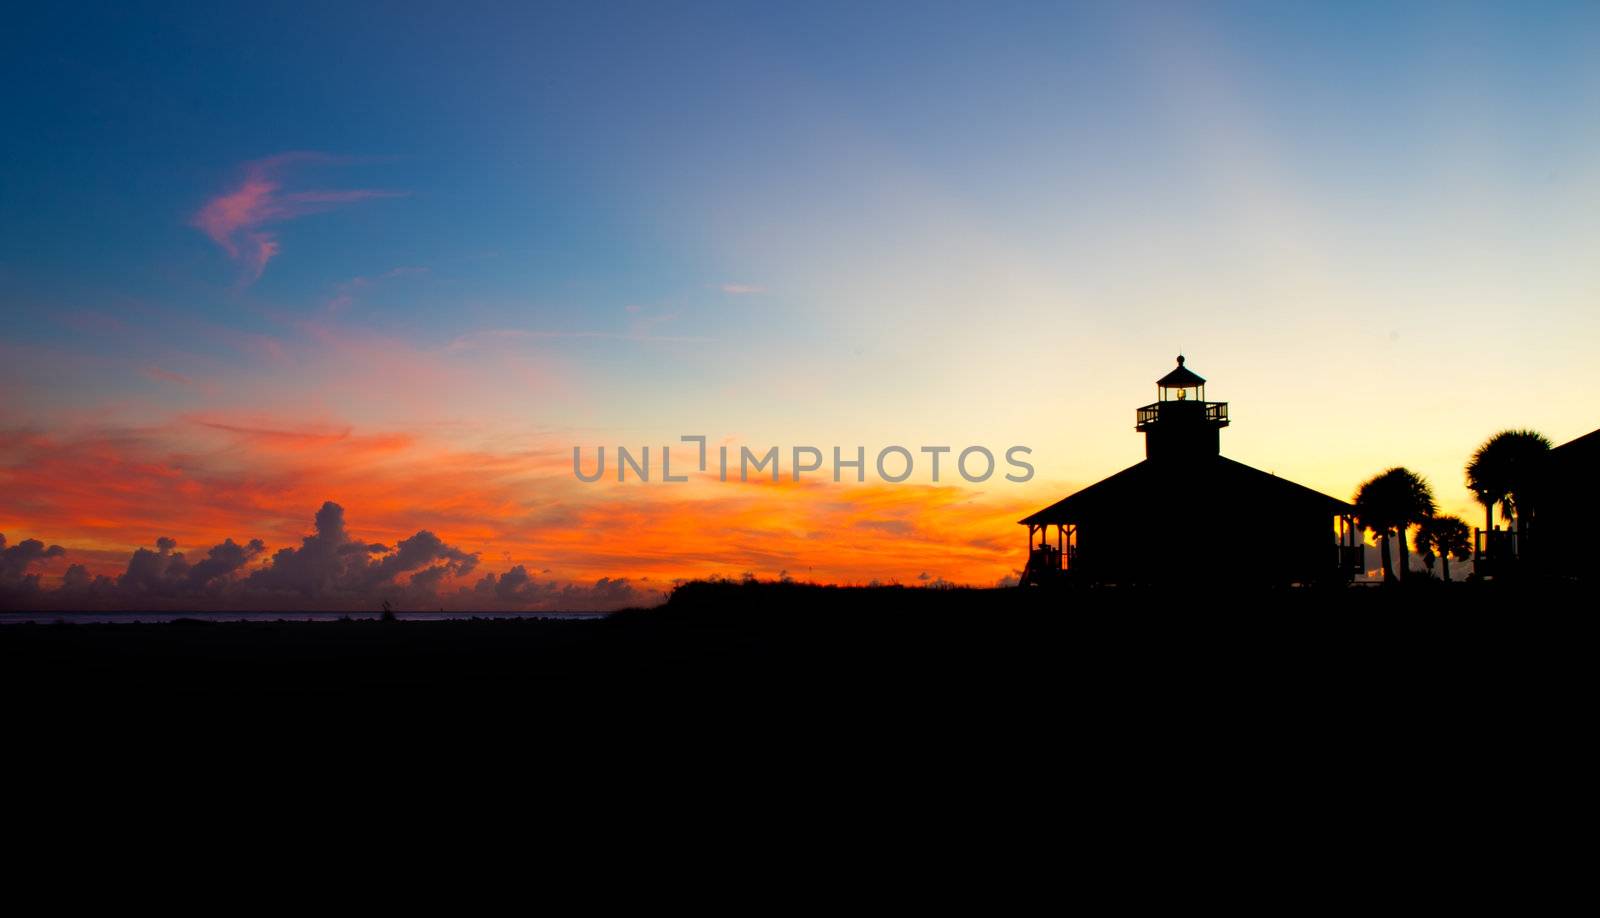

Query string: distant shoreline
[0,609,613,625]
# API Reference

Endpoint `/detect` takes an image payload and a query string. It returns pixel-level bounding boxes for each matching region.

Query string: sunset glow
[3,3,1598,609]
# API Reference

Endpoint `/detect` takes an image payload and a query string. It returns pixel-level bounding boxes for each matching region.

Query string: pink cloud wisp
[192,154,404,283]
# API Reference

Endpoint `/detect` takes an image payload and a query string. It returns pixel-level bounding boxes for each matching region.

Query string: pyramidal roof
[1017,454,1351,526]
[1156,355,1205,388]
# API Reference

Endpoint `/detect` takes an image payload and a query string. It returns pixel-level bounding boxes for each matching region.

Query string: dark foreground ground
[3,579,1588,873]
[4,580,1586,719]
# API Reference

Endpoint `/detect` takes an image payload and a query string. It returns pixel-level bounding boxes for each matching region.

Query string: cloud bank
[4,502,656,613]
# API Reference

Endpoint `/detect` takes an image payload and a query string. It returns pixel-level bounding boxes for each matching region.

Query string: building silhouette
[1531,427,1599,580]
[1020,357,1363,587]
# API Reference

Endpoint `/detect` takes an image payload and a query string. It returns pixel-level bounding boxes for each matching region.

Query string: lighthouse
[1019,356,1362,587]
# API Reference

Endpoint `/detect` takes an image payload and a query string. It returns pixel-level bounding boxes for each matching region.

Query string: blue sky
[3,1,1599,594]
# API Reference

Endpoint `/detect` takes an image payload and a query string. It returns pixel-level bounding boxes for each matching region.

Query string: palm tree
[1353,473,1397,583]
[1465,430,1552,558]
[1353,467,1437,584]
[1393,469,1436,580]
[1414,514,1472,582]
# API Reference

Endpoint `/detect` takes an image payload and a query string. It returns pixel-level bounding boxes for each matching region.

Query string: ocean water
[0,610,612,625]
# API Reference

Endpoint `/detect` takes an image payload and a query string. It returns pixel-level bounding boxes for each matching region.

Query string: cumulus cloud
[242,501,477,602]
[478,563,537,602]
[60,563,99,593]
[187,538,269,588]
[472,565,653,612]
[0,533,66,599]
[192,153,405,283]
[370,529,478,586]
[112,535,267,598]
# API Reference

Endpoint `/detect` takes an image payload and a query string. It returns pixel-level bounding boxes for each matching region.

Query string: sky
[3,1,1598,608]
